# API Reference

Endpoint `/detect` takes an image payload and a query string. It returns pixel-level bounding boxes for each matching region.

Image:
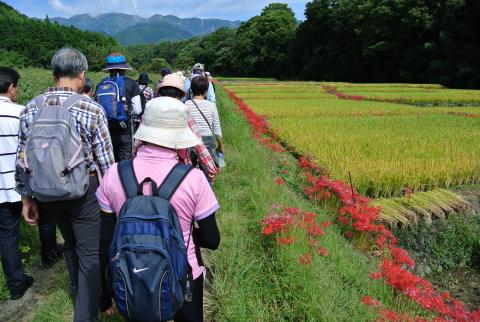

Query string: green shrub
[393,214,480,275]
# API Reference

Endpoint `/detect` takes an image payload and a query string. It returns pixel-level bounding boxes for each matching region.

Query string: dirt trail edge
[0,262,67,322]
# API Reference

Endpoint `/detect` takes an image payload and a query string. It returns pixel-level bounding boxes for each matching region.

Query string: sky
[4,0,309,21]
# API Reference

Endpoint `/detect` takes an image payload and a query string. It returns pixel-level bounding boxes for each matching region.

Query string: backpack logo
[132,267,149,274]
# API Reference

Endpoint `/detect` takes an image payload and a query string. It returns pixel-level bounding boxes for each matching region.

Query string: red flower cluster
[260,205,330,266]
[223,84,480,321]
[223,87,286,153]
[321,84,364,100]
[298,156,480,320]
[275,177,285,186]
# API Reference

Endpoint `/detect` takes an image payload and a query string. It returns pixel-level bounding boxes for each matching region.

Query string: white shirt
[0,96,23,203]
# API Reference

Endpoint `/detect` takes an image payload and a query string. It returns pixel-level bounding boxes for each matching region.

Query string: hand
[21,197,39,226]
[208,172,217,182]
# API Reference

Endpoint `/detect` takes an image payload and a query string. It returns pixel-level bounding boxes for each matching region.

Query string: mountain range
[51,13,242,46]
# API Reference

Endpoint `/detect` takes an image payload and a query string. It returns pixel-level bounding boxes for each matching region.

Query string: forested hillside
[128,0,480,89]
[51,13,242,45]
[0,1,119,71]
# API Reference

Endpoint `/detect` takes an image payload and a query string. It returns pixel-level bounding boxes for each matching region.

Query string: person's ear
[8,83,17,101]
[79,71,86,82]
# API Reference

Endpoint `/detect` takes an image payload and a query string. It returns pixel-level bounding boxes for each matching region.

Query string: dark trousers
[99,213,116,312]
[40,176,101,322]
[0,202,26,293]
[38,205,59,262]
[111,133,132,162]
[174,274,204,322]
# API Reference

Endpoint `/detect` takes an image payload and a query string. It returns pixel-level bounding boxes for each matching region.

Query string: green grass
[28,78,429,321]
[208,85,428,320]
[0,222,41,301]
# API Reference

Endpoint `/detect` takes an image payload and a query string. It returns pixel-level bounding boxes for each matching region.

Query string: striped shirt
[0,96,23,203]
[15,87,115,197]
[185,99,222,137]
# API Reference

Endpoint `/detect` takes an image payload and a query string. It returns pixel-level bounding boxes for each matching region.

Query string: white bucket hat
[134,97,201,149]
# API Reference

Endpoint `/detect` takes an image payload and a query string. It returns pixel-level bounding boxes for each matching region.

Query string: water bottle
[216,151,226,168]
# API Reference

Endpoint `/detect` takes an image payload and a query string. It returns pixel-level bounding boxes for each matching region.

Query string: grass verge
[209,85,427,320]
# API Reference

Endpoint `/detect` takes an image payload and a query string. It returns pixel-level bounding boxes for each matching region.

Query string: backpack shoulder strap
[34,94,45,109]
[118,160,140,199]
[62,93,84,109]
[158,163,194,200]
[192,99,213,134]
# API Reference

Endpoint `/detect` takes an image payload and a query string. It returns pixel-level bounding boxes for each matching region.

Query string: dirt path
[0,263,65,322]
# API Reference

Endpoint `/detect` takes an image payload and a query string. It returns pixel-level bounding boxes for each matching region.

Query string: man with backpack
[183,63,216,103]
[0,67,63,301]
[96,94,220,322]
[15,48,115,321]
[96,53,142,161]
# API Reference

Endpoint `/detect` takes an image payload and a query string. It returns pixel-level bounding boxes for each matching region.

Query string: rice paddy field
[333,83,480,105]
[223,81,480,198]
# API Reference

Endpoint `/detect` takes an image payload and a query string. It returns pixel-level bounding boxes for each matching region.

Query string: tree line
[0,2,118,71]
[126,1,479,89]
[1,0,479,88]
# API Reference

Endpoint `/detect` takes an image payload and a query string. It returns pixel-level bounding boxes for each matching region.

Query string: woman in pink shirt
[96,95,220,322]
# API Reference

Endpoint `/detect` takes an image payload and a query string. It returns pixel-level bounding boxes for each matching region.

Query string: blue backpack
[96,76,128,122]
[110,160,193,322]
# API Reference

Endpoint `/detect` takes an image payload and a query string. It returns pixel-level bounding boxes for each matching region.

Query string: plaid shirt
[139,85,154,101]
[133,114,218,177]
[15,87,115,197]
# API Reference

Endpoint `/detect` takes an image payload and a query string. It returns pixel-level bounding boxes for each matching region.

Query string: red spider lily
[344,231,353,238]
[307,225,324,237]
[361,295,381,307]
[275,177,285,186]
[309,239,318,247]
[370,272,382,279]
[321,221,332,228]
[299,253,312,265]
[316,247,329,257]
[277,237,295,245]
[224,84,480,320]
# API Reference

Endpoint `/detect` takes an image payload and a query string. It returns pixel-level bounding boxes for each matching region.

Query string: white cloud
[48,0,76,15]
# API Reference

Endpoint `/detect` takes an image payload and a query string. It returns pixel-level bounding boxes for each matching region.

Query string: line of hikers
[0,47,224,322]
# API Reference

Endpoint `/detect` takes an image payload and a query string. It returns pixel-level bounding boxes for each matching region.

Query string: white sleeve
[131,95,142,115]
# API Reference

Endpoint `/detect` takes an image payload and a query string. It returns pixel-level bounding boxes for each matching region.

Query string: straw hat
[159,74,186,96]
[134,97,201,149]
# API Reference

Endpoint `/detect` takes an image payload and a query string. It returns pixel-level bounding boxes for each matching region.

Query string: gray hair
[51,48,88,78]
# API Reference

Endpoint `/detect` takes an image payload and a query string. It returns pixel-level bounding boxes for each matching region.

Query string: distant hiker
[0,67,34,300]
[176,70,186,81]
[134,72,153,130]
[184,63,216,103]
[156,74,218,181]
[185,76,224,179]
[16,48,115,321]
[96,53,142,161]
[96,94,220,322]
[155,67,172,97]
[82,77,94,98]
[137,72,154,103]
